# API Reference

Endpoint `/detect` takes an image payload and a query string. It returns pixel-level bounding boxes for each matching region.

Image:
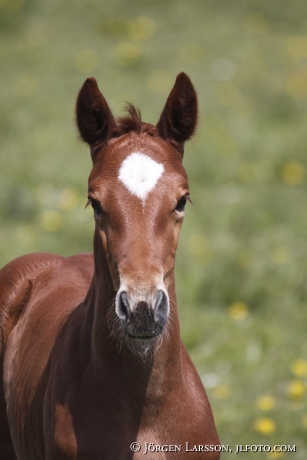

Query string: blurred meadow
[1,0,307,457]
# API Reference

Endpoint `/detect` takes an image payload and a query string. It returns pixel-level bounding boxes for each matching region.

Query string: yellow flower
[213,384,231,399]
[291,359,307,377]
[271,246,289,265]
[288,380,306,400]
[286,74,307,100]
[280,161,305,185]
[254,417,276,435]
[228,301,248,321]
[40,210,62,233]
[286,36,307,60]
[57,188,79,210]
[267,452,284,458]
[128,16,156,40]
[115,43,141,66]
[256,396,276,411]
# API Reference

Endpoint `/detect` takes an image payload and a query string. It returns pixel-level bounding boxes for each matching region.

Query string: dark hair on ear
[156,72,198,154]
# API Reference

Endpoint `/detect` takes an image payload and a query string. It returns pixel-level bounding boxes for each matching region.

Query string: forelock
[112,104,159,138]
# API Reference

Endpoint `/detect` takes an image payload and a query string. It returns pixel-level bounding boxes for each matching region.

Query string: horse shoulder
[0,253,93,459]
[0,252,93,356]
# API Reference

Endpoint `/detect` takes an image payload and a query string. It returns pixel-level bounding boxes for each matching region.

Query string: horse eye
[88,198,104,217]
[175,196,187,213]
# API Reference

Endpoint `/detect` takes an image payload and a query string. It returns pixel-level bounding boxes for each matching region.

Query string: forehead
[88,134,188,194]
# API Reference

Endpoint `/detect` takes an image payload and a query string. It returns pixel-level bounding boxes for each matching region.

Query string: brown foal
[0,73,220,459]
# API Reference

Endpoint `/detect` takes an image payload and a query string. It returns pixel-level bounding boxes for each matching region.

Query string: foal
[0,73,220,459]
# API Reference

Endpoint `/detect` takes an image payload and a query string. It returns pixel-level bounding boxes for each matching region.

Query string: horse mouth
[127,331,160,340]
[125,323,165,340]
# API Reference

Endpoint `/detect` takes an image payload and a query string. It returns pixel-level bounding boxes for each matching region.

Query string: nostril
[155,290,169,323]
[118,291,130,321]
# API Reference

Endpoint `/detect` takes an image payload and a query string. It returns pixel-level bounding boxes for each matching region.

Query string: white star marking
[118,152,164,202]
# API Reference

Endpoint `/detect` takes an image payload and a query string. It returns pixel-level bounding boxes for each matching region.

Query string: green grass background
[1,0,307,457]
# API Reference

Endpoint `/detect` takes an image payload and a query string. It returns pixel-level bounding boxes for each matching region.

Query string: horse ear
[76,78,116,153]
[156,72,198,154]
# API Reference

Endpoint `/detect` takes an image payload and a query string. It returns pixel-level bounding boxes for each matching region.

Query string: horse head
[76,73,198,342]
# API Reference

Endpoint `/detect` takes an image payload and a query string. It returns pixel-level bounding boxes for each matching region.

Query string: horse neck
[84,228,183,395]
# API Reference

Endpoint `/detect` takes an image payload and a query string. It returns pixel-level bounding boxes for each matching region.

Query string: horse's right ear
[76,78,116,155]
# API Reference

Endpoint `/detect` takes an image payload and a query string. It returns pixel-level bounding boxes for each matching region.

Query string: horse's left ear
[156,72,198,154]
[76,78,117,157]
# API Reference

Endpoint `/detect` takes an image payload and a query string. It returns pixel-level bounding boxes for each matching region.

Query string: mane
[112,103,159,138]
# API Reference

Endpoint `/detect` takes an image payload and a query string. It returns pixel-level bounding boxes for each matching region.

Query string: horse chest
[48,385,178,459]
[51,410,169,460]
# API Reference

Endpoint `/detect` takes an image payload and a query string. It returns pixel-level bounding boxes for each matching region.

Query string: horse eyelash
[186,194,193,205]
